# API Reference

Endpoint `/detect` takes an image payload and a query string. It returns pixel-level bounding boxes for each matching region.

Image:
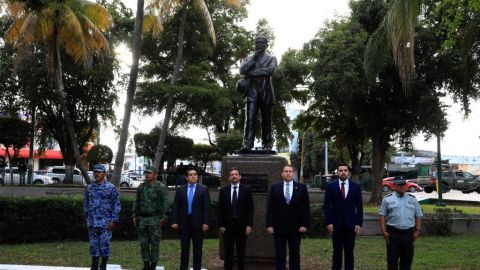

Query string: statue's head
[254,35,268,53]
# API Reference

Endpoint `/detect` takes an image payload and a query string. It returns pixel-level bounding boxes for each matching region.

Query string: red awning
[0,142,94,160]
[0,148,64,160]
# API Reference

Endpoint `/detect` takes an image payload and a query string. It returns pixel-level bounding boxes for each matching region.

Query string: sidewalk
[412,189,480,203]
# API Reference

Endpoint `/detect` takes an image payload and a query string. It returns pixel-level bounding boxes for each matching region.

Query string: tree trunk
[112,0,145,186]
[369,133,387,204]
[347,144,361,182]
[52,19,91,184]
[153,0,190,169]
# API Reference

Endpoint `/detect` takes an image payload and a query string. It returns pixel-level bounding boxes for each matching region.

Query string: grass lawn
[0,234,479,269]
[363,203,480,215]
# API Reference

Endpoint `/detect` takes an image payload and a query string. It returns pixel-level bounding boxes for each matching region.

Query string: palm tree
[5,0,112,184]
[151,0,240,170]
[112,0,239,182]
[364,0,422,86]
[110,0,176,186]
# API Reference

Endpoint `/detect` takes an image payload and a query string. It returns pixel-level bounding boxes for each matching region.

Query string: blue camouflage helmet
[93,164,106,172]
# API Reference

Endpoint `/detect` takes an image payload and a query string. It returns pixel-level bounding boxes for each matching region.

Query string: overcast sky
[105,0,480,157]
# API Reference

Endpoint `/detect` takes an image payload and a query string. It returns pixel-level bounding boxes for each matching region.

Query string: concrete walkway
[412,189,480,203]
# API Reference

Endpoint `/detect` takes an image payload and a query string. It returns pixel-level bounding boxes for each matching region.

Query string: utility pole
[436,134,446,206]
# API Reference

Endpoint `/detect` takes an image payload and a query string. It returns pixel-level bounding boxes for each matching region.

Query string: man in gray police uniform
[378,177,423,270]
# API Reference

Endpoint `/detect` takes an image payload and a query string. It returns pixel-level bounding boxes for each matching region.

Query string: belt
[387,225,414,233]
[138,212,160,218]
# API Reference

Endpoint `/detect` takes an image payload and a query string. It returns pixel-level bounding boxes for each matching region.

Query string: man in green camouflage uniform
[132,165,169,270]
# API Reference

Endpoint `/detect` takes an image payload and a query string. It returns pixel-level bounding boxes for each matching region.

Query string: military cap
[393,177,407,185]
[144,165,159,174]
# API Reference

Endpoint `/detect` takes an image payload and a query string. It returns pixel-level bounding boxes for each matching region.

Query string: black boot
[142,261,150,270]
[90,257,99,270]
[100,256,108,270]
[150,261,157,270]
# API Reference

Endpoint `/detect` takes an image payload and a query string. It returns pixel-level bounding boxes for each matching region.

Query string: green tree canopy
[133,127,193,170]
[0,117,30,163]
[191,143,219,170]
[293,0,448,203]
[87,144,113,167]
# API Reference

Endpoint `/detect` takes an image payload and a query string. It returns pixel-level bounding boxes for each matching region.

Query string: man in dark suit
[324,163,364,270]
[171,167,211,270]
[218,167,254,270]
[266,165,310,270]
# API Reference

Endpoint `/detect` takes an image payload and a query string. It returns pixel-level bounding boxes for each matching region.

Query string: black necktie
[232,186,238,217]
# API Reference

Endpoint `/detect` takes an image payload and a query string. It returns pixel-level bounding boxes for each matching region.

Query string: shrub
[425,207,454,236]
[0,196,328,243]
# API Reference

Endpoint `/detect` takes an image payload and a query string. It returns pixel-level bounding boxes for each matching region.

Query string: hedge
[0,196,327,243]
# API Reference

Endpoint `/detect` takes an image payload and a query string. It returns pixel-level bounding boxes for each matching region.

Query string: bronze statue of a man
[238,36,278,151]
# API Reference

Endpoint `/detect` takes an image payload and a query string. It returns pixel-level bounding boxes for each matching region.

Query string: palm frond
[386,0,421,85]
[226,0,241,9]
[77,0,113,31]
[58,6,87,64]
[4,15,26,43]
[192,0,216,46]
[6,1,25,17]
[364,22,390,84]
[364,0,422,87]
[80,13,111,53]
[38,8,55,40]
[18,12,40,44]
[143,13,164,37]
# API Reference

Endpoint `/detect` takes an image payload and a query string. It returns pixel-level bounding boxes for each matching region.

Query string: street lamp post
[27,106,36,185]
[436,134,446,207]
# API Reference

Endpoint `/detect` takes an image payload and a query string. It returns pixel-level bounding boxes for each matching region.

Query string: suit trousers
[331,226,356,270]
[273,232,301,270]
[223,220,247,270]
[386,226,414,270]
[180,215,204,270]
[243,101,273,148]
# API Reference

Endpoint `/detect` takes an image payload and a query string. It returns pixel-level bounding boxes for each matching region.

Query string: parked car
[44,166,83,183]
[382,177,423,193]
[45,166,135,187]
[416,170,480,193]
[160,167,220,188]
[0,167,54,185]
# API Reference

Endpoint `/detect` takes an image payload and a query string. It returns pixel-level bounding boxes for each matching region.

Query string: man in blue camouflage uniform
[132,165,169,270]
[379,177,423,270]
[84,164,121,270]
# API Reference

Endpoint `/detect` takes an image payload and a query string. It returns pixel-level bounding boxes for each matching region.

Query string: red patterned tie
[341,182,346,199]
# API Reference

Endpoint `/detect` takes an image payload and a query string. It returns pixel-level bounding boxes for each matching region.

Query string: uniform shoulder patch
[407,193,415,197]
[385,193,393,197]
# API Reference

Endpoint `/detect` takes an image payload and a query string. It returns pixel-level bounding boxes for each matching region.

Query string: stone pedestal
[219,154,287,269]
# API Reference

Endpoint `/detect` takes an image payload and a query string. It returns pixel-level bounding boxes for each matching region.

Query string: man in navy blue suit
[324,163,363,270]
[171,167,211,270]
[266,165,310,270]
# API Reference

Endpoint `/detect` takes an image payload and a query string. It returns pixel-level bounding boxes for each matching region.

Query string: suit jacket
[218,183,254,229]
[171,183,211,230]
[323,179,363,230]
[239,53,277,104]
[266,181,310,234]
